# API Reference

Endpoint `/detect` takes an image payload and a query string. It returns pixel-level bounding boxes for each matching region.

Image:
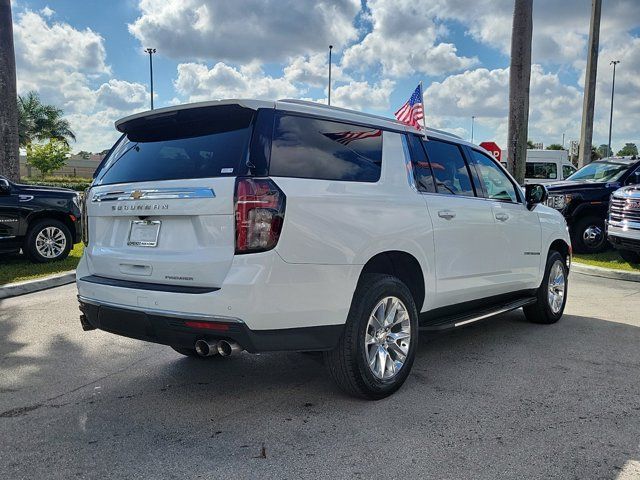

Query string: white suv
[77,99,571,399]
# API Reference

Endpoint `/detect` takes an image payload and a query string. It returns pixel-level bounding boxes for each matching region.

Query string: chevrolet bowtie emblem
[131,190,144,200]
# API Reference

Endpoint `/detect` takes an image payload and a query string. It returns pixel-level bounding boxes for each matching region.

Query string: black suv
[545,157,640,253]
[0,176,82,262]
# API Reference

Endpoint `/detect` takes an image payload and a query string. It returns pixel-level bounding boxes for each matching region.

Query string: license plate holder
[128,220,161,247]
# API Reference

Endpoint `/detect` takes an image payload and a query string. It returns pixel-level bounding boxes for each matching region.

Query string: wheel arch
[549,238,571,265]
[359,250,425,312]
[26,211,77,243]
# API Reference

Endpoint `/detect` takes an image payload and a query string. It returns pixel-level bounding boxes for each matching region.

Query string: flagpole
[419,81,426,132]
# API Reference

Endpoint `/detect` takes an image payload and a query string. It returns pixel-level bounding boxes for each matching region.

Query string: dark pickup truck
[544,157,640,253]
[0,176,82,262]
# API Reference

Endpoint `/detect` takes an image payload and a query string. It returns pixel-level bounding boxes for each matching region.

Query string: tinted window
[469,150,519,203]
[407,135,435,193]
[270,114,382,182]
[96,105,254,185]
[567,161,631,182]
[525,162,557,179]
[423,139,475,196]
[562,164,576,179]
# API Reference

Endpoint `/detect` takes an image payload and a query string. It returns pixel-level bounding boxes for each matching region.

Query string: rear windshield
[95,105,254,185]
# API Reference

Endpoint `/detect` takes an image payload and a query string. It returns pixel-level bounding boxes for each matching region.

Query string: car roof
[596,156,638,164]
[114,98,468,146]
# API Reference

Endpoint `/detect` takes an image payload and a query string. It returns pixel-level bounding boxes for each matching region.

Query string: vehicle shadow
[2,307,640,479]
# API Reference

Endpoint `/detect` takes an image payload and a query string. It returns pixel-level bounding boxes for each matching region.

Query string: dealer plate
[128,220,161,247]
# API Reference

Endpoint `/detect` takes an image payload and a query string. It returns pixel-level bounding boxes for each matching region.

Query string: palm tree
[506,0,533,185]
[18,91,76,152]
[0,0,20,181]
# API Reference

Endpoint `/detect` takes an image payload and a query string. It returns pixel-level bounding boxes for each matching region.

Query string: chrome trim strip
[453,299,536,328]
[92,187,215,202]
[77,294,244,324]
[608,220,640,231]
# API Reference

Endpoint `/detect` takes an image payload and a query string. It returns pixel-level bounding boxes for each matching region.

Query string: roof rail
[278,98,462,140]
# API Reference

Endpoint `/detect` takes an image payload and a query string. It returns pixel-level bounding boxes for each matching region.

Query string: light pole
[607,60,620,158]
[145,48,156,110]
[471,115,475,143]
[562,133,565,148]
[327,45,333,106]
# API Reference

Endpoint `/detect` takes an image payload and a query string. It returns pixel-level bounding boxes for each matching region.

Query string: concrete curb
[572,262,640,283]
[0,271,76,300]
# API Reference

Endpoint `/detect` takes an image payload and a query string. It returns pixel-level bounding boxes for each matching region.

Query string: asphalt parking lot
[1,273,639,479]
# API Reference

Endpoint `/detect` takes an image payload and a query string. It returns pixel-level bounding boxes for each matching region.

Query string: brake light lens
[81,188,89,246]
[234,178,286,253]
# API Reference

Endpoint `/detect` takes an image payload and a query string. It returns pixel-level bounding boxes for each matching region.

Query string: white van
[501,149,577,184]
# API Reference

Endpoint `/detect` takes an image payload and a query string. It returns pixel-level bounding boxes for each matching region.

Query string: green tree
[527,140,535,149]
[77,150,91,159]
[546,144,564,150]
[597,144,609,158]
[27,139,70,177]
[617,143,638,157]
[0,0,20,181]
[18,91,76,156]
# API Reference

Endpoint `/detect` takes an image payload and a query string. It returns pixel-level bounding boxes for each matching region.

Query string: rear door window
[407,135,436,193]
[562,164,577,179]
[525,162,558,180]
[269,114,382,182]
[423,139,475,196]
[95,105,254,185]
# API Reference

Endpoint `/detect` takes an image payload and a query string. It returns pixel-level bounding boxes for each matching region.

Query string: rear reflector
[184,321,230,331]
[234,177,286,254]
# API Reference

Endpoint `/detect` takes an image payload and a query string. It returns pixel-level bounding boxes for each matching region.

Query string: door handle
[495,212,509,222]
[438,210,456,220]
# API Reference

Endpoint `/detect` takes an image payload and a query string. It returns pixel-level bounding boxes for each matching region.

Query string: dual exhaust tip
[194,339,243,357]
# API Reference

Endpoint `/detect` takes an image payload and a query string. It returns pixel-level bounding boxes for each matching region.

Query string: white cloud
[341,0,478,77]
[174,62,299,102]
[96,79,150,111]
[13,11,149,152]
[424,65,582,146]
[284,53,351,88]
[129,0,361,63]
[40,6,54,17]
[329,79,395,111]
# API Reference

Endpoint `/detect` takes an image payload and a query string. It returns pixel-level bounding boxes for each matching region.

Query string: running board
[419,297,537,332]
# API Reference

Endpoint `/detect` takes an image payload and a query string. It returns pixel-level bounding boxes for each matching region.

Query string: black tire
[523,250,568,324]
[619,249,640,264]
[571,215,607,253]
[324,274,419,400]
[24,219,72,263]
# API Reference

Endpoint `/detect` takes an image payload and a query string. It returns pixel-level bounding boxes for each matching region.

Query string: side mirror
[525,183,548,209]
[0,178,11,196]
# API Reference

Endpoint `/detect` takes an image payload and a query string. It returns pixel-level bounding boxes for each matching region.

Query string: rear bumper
[78,296,343,353]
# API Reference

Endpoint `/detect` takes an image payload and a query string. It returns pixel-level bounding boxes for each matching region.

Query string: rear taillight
[81,188,89,246]
[234,178,286,254]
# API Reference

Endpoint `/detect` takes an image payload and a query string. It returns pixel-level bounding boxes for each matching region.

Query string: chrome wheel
[35,226,67,259]
[582,225,603,248]
[547,260,566,314]
[365,296,411,380]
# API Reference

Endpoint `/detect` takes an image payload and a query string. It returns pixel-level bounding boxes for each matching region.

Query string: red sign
[480,142,502,162]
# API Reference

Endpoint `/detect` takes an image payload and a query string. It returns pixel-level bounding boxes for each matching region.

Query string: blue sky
[10,0,640,153]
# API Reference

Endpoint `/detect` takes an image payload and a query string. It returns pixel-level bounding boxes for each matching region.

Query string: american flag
[323,129,382,145]
[394,84,424,130]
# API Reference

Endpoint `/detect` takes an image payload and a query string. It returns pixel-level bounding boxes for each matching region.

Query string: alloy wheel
[547,260,566,314]
[365,296,411,380]
[35,226,67,259]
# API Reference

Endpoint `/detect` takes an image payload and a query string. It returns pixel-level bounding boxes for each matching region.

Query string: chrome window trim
[92,187,215,202]
[77,294,244,323]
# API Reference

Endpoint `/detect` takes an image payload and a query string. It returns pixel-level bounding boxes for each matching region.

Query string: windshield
[566,161,629,182]
[95,105,254,186]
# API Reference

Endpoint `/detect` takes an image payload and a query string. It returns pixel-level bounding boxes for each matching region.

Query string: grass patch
[0,243,83,285]
[573,250,640,272]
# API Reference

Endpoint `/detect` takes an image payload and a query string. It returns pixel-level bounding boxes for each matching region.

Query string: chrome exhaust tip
[216,340,243,357]
[194,339,218,357]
